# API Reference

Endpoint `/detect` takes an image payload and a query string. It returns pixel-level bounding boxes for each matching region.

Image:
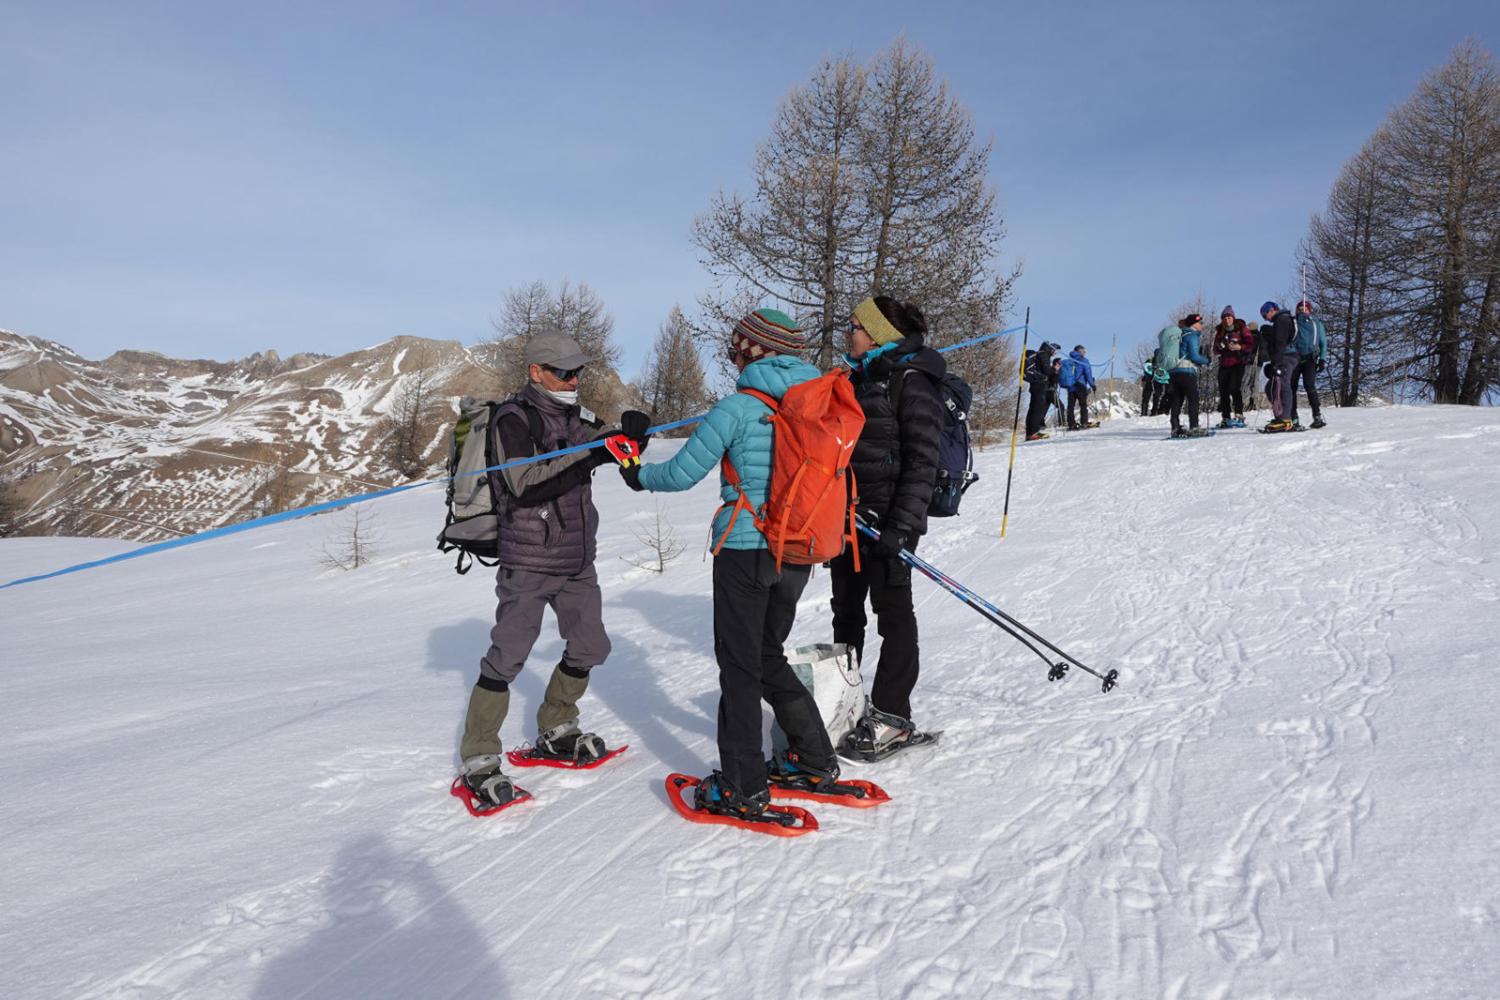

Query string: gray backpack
[436,395,543,575]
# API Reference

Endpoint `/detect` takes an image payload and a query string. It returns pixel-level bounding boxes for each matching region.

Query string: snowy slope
[3,406,1499,999]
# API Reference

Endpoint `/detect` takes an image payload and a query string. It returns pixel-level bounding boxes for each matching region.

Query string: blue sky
[3,1,1496,378]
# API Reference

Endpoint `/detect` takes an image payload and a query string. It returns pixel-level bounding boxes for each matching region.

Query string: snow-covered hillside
[3,406,1499,999]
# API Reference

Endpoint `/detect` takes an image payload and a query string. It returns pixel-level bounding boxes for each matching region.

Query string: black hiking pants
[829,535,920,721]
[712,548,831,798]
[1290,355,1321,421]
[1067,387,1090,429]
[1166,370,1200,432]
[1025,383,1050,435]
[1217,366,1245,420]
[1140,379,1153,414]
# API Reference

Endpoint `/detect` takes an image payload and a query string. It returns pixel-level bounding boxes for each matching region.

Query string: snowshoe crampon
[505,744,629,771]
[664,773,817,837]
[449,776,533,818]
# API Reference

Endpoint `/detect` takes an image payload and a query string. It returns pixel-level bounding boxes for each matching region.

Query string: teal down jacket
[637,354,822,551]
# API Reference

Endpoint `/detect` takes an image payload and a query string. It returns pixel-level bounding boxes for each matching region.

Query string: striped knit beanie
[731,308,808,361]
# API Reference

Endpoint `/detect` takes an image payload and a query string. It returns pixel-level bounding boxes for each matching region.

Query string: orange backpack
[714,371,865,570]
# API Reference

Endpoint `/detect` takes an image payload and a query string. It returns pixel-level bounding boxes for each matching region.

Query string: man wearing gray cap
[455,332,649,812]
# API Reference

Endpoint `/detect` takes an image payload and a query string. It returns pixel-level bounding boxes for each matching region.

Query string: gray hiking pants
[1269,355,1298,421]
[479,565,612,685]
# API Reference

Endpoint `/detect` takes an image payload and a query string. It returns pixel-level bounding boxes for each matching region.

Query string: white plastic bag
[771,642,865,752]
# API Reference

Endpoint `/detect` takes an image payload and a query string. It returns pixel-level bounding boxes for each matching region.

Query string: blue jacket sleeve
[637,398,740,493]
[1317,320,1329,362]
[1185,335,1210,366]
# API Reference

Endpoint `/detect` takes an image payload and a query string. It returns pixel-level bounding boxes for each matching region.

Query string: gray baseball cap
[525,332,592,370]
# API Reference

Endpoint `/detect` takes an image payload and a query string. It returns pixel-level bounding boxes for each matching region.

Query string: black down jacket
[847,333,946,539]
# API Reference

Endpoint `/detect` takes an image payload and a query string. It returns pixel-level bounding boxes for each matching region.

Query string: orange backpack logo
[715,371,865,569]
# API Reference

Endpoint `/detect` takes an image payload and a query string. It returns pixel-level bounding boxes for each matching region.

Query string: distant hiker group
[1136,300,1329,438]
[1023,342,1098,440]
[444,297,972,833]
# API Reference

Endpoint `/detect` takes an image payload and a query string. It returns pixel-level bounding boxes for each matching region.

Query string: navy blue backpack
[893,369,978,518]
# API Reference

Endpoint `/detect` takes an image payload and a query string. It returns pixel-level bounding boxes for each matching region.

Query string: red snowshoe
[506,744,628,770]
[664,773,817,837]
[449,775,533,818]
[766,752,890,808]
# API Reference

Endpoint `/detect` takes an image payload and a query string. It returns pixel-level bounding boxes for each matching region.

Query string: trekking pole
[858,521,1118,693]
[1001,309,1028,539]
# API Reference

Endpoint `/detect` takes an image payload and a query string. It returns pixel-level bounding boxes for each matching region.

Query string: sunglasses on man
[543,364,584,381]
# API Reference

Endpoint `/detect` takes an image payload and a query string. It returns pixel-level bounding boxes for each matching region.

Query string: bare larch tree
[636,306,713,435]
[692,37,1019,418]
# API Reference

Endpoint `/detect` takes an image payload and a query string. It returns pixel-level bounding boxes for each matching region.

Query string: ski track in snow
[5,406,1500,999]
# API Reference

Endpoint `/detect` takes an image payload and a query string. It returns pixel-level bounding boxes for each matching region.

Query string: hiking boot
[460,754,518,808]
[1170,427,1188,438]
[1026,432,1049,441]
[839,707,916,759]
[1311,415,1326,429]
[693,771,770,818]
[1186,427,1213,437]
[767,750,840,790]
[1265,419,1294,432]
[1216,419,1233,429]
[1232,415,1246,427]
[533,721,609,764]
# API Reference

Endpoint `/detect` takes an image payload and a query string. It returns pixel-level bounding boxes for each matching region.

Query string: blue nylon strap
[2,324,1030,591]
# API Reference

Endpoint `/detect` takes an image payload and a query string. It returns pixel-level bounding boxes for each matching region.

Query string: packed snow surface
[3,406,1499,999]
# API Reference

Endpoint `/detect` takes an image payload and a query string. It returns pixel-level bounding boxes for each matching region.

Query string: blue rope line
[3,323,1030,591]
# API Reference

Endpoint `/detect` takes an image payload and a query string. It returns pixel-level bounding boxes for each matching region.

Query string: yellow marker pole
[1001,307,1029,539]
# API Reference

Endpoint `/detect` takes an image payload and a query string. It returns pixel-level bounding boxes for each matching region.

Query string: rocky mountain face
[0,329,631,541]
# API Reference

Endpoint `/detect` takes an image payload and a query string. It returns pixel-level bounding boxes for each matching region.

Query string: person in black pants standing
[1211,306,1256,427]
[1160,314,1210,437]
[829,295,945,760]
[623,308,839,820]
[1024,341,1059,440]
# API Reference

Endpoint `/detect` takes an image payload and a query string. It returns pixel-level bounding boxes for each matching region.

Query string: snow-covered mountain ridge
[0,328,503,540]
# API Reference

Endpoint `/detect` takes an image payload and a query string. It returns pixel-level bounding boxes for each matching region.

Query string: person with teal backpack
[1290,300,1329,428]
[1159,314,1211,438]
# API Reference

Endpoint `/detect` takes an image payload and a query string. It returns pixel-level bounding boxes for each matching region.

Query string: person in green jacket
[618,309,839,823]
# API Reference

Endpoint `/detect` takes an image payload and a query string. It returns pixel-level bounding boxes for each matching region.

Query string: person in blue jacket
[617,308,839,823]
[1061,345,1097,430]
[1159,313,1211,437]
[1290,300,1329,428]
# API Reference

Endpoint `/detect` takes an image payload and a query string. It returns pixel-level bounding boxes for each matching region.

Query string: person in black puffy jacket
[1023,342,1059,439]
[829,295,945,760]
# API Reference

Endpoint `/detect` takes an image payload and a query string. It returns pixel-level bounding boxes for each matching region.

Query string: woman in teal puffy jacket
[618,308,839,825]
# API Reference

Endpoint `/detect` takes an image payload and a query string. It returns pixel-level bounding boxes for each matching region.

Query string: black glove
[1316,358,1326,373]
[875,526,908,559]
[619,410,652,454]
[618,463,644,492]
[589,433,621,468]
